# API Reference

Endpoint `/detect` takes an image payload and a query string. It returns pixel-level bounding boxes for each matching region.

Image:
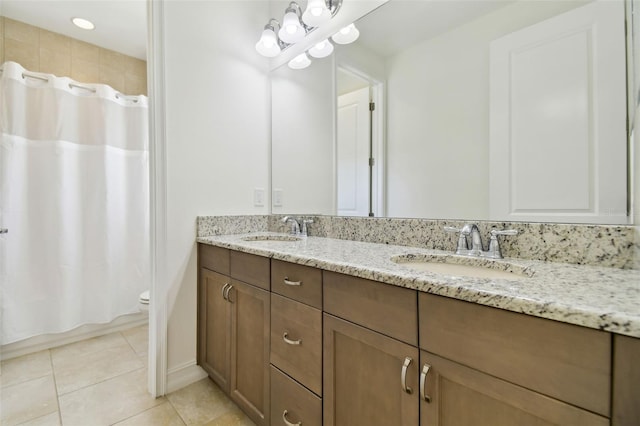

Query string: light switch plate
[254,188,265,207]
[273,188,283,207]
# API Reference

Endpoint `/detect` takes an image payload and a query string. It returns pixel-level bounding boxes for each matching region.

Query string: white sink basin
[241,235,302,242]
[390,254,534,279]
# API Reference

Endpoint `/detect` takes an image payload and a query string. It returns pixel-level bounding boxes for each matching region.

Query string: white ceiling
[1,0,147,60]
[356,0,514,57]
[0,0,513,63]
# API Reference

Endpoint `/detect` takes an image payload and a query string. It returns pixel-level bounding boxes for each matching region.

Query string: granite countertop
[197,232,640,338]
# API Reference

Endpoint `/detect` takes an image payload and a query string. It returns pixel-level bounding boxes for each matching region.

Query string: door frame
[147,0,168,397]
[335,65,386,217]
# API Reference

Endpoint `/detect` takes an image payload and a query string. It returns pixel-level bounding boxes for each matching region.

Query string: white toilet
[138,290,150,312]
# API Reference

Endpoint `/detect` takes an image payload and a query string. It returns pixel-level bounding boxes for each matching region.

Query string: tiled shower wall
[0,17,147,95]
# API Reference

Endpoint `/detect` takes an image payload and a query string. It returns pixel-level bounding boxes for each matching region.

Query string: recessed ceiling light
[71,17,95,30]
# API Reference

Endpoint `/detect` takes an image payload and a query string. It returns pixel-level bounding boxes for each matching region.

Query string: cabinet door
[229,279,270,426]
[198,268,231,393]
[324,314,419,426]
[419,351,609,426]
[613,334,640,425]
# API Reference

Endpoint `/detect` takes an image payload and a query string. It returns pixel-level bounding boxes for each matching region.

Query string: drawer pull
[283,332,302,346]
[282,410,301,426]
[420,363,432,403]
[221,283,230,301]
[283,277,302,286]
[401,357,413,394]
[224,285,234,303]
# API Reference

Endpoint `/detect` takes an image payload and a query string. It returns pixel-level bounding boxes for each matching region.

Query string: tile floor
[0,325,255,426]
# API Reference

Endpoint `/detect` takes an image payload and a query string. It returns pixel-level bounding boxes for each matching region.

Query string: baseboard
[1,313,149,361]
[166,361,208,394]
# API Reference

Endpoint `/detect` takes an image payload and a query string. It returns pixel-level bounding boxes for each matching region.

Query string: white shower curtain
[0,61,149,345]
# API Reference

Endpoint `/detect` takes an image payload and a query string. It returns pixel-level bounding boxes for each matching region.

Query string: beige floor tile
[0,350,52,388]
[113,401,185,426]
[18,411,61,425]
[58,368,162,426]
[52,335,143,395]
[122,325,149,357]
[50,332,124,360]
[201,407,255,426]
[166,379,238,426]
[0,375,58,426]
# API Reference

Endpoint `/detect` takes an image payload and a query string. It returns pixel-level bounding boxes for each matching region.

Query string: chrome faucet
[282,216,301,236]
[444,224,517,259]
[282,216,314,237]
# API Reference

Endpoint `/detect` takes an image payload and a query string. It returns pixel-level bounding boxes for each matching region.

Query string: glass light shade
[331,23,360,45]
[255,28,281,57]
[279,11,306,44]
[288,53,312,69]
[302,0,331,27]
[308,39,334,58]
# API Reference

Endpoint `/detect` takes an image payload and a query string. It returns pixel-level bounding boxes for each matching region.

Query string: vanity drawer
[419,293,611,417]
[271,365,321,426]
[229,251,270,290]
[270,293,322,395]
[199,244,229,275]
[271,260,322,309]
[323,271,418,346]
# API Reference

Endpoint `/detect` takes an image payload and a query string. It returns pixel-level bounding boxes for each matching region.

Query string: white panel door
[337,87,370,216]
[490,0,627,224]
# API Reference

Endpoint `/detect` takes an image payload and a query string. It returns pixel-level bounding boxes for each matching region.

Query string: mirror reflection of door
[336,67,382,217]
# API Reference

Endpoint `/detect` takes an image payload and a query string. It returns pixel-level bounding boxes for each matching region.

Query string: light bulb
[288,52,311,70]
[331,23,360,45]
[302,0,331,27]
[308,39,334,58]
[255,27,281,57]
[279,10,306,44]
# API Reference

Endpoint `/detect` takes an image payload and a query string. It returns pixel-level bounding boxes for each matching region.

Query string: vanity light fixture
[331,23,359,45]
[256,0,344,58]
[308,39,334,58]
[71,17,95,30]
[288,52,312,69]
[255,19,282,57]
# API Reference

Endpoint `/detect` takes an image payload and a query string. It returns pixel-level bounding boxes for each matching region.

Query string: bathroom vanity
[196,233,640,426]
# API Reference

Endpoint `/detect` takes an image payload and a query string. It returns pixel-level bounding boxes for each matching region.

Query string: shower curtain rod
[2,64,142,101]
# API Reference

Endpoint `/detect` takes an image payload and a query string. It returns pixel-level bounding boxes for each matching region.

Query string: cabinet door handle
[283,332,302,346]
[224,285,233,303]
[283,277,302,286]
[221,283,230,301]
[401,357,413,394]
[420,363,432,403]
[282,410,301,426]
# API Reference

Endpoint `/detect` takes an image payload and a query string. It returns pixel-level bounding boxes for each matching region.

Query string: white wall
[271,58,335,214]
[162,0,270,379]
[385,1,588,219]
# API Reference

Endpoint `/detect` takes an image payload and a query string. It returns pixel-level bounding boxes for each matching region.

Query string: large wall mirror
[271,0,638,224]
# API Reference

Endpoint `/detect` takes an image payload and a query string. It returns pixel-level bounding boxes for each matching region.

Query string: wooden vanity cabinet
[197,244,635,426]
[197,246,270,426]
[419,293,611,425]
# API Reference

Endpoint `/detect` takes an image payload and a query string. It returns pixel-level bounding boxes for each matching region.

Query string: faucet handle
[491,229,518,237]
[486,229,518,259]
[444,226,469,254]
[301,219,313,237]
